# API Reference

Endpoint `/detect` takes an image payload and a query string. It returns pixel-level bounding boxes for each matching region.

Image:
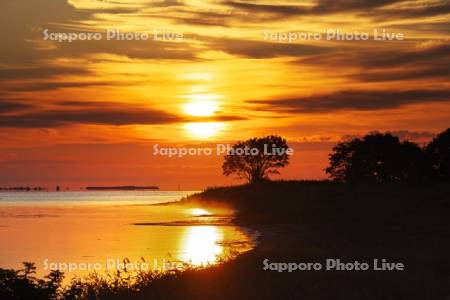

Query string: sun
[183,100,218,117]
[182,93,222,117]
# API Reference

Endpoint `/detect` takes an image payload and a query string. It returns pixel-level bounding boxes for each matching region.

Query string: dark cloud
[56,101,116,107]
[359,43,450,69]
[4,81,122,92]
[299,43,450,68]
[249,89,450,113]
[0,66,90,81]
[0,100,247,128]
[151,0,185,7]
[315,0,406,11]
[55,100,249,122]
[0,101,35,114]
[0,0,89,64]
[222,1,310,16]
[0,0,197,81]
[0,106,181,128]
[372,2,450,19]
[163,11,234,26]
[222,0,449,19]
[205,37,330,58]
[89,7,141,14]
[298,43,450,82]
[353,64,450,82]
[41,33,197,61]
[390,21,450,34]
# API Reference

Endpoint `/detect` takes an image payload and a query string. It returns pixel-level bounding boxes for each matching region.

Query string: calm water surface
[0,191,256,280]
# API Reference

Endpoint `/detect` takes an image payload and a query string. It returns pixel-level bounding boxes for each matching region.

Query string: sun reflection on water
[180,226,223,266]
[189,208,212,216]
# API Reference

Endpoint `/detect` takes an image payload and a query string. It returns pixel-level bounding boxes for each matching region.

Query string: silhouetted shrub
[0,262,64,300]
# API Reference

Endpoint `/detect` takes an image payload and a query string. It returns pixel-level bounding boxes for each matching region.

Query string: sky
[0,0,449,189]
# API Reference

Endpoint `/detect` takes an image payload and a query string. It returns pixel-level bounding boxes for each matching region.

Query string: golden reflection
[189,208,212,216]
[180,226,223,265]
[184,122,225,139]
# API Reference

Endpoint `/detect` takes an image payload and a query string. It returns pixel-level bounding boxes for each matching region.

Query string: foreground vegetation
[2,181,450,299]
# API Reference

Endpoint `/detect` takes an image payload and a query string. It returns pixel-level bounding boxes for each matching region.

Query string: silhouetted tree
[222,135,290,183]
[326,133,427,184]
[426,128,450,182]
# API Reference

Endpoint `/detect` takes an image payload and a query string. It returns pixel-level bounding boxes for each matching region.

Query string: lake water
[0,191,256,281]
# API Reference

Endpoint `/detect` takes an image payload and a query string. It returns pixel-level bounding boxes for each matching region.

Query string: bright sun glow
[190,208,212,216]
[182,93,222,117]
[182,73,212,81]
[181,226,223,265]
[184,122,225,139]
[183,101,218,117]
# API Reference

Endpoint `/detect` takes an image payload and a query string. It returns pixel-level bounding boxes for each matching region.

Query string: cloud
[358,43,450,69]
[41,34,197,61]
[205,37,330,58]
[298,43,450,82]
[352,64,450,82]
[0,0,89,64]
[315,0,406,11]
[222,0,450,19]
[222,1,310,16]
[390,21,450,34]
[151,0,185,7]
[0,66,91,81]
[299,42,449,68]
[0,101,35,114]
[0,106,181,128]
[372,2,450,19]
[3,81,123,92]
[0,0,198,81]
[163,10,234,26]
[0,101,248,128]
[249,89,450,113]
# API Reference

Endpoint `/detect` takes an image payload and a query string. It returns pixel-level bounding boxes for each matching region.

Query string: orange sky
[0,0,449,189]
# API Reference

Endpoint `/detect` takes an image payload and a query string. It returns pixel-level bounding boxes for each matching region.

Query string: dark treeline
[0,187,45,191]
[221,128,450,185]
[326,128,450,184]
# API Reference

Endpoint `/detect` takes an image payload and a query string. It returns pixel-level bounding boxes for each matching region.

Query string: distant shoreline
[85,186,159,191]
[0,186,161,192]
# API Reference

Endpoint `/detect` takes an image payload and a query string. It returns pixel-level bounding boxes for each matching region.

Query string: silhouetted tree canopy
[426,128,450,182]
[222,135,290,183]
[326,133,427,184]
